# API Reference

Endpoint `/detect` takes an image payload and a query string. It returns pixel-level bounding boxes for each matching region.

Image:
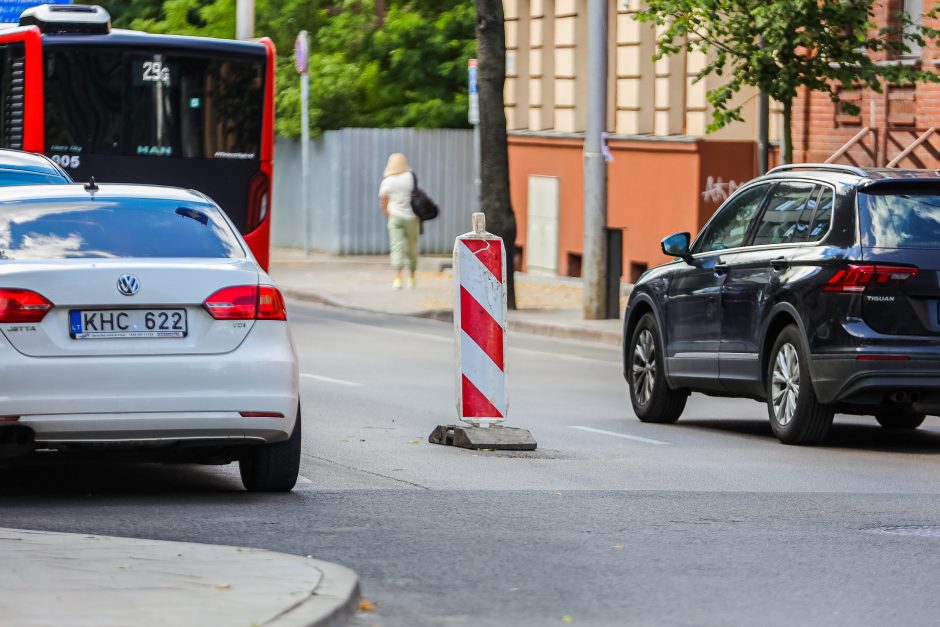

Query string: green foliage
[637,0,940,159]
[101,0,475,137]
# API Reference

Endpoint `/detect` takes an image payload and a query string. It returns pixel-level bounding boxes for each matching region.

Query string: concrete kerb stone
[280,287,624,346]
[0,528,360,627]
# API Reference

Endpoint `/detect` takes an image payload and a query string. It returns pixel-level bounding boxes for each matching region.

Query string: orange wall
[508,135,758,280]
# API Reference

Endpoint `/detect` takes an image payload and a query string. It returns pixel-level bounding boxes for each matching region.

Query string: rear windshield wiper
[175,207,209,226]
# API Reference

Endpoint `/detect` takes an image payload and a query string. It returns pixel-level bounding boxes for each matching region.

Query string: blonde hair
[384,153,410,177]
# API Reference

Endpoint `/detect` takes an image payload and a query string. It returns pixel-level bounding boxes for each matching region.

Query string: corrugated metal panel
[271,128,475,254]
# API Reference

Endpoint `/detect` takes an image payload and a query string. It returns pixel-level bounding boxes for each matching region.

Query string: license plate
[69,309,188,339]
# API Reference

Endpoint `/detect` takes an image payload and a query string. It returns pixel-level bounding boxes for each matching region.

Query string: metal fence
[271,128,475,254]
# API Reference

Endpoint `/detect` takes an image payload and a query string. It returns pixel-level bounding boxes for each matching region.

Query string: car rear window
[859,189,940,249]
[0,170,69,186]
[0,198,245,259]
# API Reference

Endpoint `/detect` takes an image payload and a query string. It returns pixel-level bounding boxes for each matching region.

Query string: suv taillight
[203,285,287,321]
[823,264,919,293]
[0,289,53,323]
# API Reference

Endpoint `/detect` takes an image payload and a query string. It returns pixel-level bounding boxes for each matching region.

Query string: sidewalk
[0,528,360,627]
[270,248,627,346]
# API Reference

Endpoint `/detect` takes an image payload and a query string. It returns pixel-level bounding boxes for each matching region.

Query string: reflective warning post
[428,213,536,451]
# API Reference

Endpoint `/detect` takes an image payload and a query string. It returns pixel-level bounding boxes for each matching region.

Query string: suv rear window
[0,198,245,259]
[859,189,940,249]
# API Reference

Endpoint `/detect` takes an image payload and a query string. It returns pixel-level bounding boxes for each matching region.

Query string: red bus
[0,4,275,268]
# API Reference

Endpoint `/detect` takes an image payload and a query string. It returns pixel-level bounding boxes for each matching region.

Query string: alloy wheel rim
[632,329,656,405]
[771,343,800,426]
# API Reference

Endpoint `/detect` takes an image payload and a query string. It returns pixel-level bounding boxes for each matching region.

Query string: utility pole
[583,0,608,320]
[236,0,254,40]
[758,38,769,175]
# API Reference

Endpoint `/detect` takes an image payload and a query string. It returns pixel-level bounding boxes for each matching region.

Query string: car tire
[875,411,925,430]
[767,326,833,445]
[628,313,688,423]
[239,405,302,492]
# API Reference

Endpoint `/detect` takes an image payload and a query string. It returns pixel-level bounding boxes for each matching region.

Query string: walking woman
[378,152,419,289]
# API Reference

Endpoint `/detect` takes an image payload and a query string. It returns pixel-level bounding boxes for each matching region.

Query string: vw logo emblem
[117,274,140,296]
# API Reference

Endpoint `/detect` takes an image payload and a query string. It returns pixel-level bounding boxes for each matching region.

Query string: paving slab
[0,528,360,627]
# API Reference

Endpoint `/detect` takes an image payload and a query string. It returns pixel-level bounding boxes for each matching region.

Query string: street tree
[637,0,940,162]
[475,0,517,308]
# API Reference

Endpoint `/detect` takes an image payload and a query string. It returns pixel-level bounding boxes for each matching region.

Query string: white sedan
[0,183,300,491]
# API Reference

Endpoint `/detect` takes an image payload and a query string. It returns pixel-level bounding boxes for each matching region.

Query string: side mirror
[661,232,693,264]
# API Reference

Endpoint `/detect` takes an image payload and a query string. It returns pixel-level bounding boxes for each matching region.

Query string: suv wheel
[628,313,688,423]
[239,404,302,492]
[767,326,833,445]
[875,411,925,430]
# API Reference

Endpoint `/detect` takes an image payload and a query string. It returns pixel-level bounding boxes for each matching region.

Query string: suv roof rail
[767,163,868,177]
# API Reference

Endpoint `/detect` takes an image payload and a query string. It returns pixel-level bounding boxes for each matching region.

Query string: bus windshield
[43,48,264,161]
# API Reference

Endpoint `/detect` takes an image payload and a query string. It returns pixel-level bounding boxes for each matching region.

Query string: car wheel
[875,411,925,430]
[628,313,688,423]
[767,326,833,445]
[240,404,302,492]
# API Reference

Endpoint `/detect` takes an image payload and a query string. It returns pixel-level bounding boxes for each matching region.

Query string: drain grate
[867,525,940,537]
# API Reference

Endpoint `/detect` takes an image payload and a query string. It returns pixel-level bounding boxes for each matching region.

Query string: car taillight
[823,264,918,293]
[204,286,259,319]
[258,285,287,320]
[203,285,287,321]
[0,289,53,323]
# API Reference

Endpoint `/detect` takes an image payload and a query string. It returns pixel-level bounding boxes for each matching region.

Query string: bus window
[43,50,263,161]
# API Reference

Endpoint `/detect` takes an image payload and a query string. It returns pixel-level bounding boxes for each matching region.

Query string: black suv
[624,164,940,445]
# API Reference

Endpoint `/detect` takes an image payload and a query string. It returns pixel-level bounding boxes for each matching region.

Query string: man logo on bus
[137,146,172,157]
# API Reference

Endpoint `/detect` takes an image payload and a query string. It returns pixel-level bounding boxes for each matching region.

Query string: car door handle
[714,262,729,274]
[770,257,789,271]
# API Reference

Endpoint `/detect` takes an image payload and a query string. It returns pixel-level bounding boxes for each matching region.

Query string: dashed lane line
[300,373,362,387]
[569,425,669,445]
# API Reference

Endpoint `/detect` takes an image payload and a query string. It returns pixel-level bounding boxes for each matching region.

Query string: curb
[281,288,623,346]
[270,559,361,627]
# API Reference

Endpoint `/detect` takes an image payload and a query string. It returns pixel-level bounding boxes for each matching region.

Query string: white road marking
[296,475,313,484]
[569,425,669,445]
[300,373,362,387]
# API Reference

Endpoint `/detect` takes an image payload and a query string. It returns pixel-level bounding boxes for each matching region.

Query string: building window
[903,0,923,58]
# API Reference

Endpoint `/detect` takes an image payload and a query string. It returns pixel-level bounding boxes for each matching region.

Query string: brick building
[793,0,940,167]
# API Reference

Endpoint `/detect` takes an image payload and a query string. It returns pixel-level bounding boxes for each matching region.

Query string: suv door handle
[714,262,729,274]
[770,257,789,271]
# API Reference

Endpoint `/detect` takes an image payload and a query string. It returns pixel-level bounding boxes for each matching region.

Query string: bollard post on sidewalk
[428,213,536,451]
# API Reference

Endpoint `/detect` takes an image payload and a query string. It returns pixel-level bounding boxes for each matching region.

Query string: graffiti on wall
[701,176,739,204]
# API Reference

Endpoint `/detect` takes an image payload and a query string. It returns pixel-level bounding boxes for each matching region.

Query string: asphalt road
[4,300,940,626]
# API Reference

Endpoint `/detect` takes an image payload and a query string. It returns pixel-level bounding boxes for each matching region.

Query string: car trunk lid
[0,258,259,356]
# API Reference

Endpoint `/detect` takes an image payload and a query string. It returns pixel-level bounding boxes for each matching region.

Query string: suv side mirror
[661,232,693,263]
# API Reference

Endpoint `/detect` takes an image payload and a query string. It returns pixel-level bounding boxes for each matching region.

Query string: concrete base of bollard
[428,424,537,451]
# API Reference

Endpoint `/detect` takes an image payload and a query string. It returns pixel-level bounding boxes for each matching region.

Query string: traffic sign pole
[468,59,480,215]
[296,31,310,257]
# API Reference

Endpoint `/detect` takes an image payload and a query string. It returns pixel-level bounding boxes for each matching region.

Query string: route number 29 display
[142,61,171,84]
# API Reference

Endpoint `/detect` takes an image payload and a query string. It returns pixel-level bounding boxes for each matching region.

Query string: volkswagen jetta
[0,183,299,490]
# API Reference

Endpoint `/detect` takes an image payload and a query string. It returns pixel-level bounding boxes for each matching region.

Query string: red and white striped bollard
[454,212,507,428]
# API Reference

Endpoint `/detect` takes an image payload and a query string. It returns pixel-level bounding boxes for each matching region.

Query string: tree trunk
[782,98,793,165]
[475,0,517,309]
